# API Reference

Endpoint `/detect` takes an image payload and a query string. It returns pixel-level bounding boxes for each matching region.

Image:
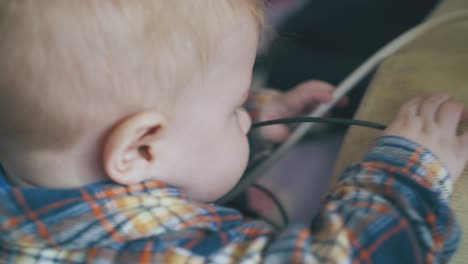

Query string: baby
[0,1,466,263]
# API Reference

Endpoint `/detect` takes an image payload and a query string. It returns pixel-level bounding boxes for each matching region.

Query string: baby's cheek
[239,136,250,171]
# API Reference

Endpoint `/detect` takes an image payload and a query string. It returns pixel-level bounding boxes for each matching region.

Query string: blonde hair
[0,0,263,150]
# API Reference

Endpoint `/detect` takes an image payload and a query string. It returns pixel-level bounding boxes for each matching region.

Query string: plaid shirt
[0,136,460,263]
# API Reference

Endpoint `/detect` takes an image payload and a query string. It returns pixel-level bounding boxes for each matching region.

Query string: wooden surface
[332,0,468,262]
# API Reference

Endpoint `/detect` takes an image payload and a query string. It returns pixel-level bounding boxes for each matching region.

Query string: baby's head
[0,0,262,201]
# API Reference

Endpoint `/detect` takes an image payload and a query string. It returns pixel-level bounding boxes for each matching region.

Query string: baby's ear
[103,112,167,185]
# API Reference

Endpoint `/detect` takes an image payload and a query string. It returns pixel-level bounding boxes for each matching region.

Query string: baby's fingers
[459,106,468,158]
[260,124,290,143]
[462,107,468,121]
[460,130,468,162]
[282,81,335,115]
[436,99,464,133]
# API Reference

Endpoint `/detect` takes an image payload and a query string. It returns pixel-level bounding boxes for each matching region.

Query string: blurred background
[246,0,440,223]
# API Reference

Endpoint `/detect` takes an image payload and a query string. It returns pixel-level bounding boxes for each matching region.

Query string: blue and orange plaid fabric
[0,136,460,263]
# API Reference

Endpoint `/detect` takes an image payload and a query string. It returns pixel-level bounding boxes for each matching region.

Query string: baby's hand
[383,94,468,182]
[259,80,347,143]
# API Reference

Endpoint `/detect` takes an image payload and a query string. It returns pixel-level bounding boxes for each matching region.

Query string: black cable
[219,117,386,205]
[251,183,289,226]
[219,117,387,221]
[251,117,387,130]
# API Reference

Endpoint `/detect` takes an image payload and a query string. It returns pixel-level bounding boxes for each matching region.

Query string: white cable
[218,10,468,203]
